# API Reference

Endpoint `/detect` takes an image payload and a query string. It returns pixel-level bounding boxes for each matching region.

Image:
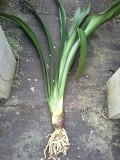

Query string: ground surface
[0,0,120,160]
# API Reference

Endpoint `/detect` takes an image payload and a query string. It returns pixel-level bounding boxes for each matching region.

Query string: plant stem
[58,39,80,98]
[58,29,78,92]
[48,96,63,129]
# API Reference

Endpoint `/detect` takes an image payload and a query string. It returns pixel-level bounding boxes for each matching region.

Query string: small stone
[47,64,49,69]
[30,87,35,92]
[82,115,85,121]
[90,130,94,134]
[32,106,35,109]
[86,75,89,78]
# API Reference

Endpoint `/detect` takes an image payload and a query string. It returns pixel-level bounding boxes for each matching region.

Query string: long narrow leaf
[58,29,78,90]
[100,0,120,16]
[69,4,90,37]
[0,13,50,98]
[84,0,120,37]
[23,0,55,91]
[58,4,90,93]
[58,37,80,98]
[55,0,67,64]
[75,28,87,79]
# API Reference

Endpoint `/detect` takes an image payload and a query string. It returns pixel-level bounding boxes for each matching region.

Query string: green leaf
[57,4,90,92]
[58,29,78,91]
[58,36,80,98]
[75,28,87,79]
[58,4,90,92]
[100,0,120,16]
[69,4,90,37]
[84,0,120,37]
[55,0,67,66]
[0,13,50,98]
[23,0,55,92]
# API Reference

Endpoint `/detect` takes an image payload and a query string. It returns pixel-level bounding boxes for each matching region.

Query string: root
[43,128,70,159]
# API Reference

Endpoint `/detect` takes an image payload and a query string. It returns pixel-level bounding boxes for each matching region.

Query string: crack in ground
[0,74,12,82]
[0,89,5,97]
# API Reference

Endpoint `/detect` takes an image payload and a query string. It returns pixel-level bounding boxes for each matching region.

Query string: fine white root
[43,128,70,159]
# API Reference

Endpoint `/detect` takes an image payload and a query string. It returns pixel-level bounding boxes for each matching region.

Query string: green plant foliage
[23,0,55,91]
[55,0,67,65]
[84,0,120,36]
[69,4,90,37]
[0,0,120,158]
[75,28,87,79]
[7,35,22,60]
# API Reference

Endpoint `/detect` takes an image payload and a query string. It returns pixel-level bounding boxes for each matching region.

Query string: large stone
[107,68,120,119]
[0,25,16,99]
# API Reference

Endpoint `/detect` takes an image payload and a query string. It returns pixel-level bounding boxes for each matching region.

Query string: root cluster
[44,128,70,159]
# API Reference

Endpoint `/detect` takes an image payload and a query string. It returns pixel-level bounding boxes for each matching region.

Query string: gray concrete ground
[0,0,120,159]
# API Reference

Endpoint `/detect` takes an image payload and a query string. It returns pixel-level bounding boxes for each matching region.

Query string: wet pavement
[0,0,120,159]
